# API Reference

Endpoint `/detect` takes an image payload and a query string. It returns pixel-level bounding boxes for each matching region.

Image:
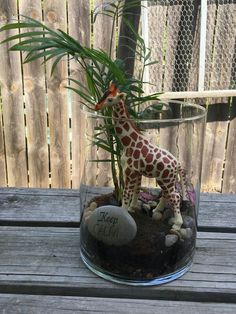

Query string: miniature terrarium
[0,2,206,286]
[80,84,206,285]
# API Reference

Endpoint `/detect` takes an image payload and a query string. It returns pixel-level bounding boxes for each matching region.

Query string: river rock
[182,215,195,229]
[165,234,178,247]
[87,205,137,246]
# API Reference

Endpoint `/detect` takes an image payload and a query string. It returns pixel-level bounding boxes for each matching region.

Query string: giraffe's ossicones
[95,83,188,231]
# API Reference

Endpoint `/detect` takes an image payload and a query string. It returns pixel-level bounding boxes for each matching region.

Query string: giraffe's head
[95,83,126,111]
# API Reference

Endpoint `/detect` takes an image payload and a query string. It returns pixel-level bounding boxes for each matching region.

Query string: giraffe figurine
[95,83,188,231]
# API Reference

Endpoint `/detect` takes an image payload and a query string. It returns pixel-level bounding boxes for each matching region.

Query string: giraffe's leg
[167,189,183,231]
[152,196,166,220]
[178,164,188,201]
[129,174,142,211]
[122,169,137,212]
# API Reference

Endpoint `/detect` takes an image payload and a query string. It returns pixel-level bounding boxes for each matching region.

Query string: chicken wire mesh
[143,0,236,93]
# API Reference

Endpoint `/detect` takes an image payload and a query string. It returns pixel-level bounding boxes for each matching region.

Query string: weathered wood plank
[223,97,236,193]
[44,0,70,188]
[19,0,49,188]
[0,189,235,230]
[68,0,90,189]
[0,107,6,186]
[0,294,236,314]
[201,104,230,192]
[209,3,236,98]
[201,3,235,192]
[93,0,115,188]
[0,187,79,196]
[0,0,28,187]
[0,227,235,302]
[0,192,80,226]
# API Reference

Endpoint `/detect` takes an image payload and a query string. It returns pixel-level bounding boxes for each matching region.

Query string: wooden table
[0,188,235,313]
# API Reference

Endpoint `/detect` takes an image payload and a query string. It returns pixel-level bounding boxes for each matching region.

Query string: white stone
[165,234,178,247]
[180,227,193,239]
[89,202,97,211]
[87,205,137,246]
[148,201,158,208]
[143,203,151,211]
[152,210,163,221]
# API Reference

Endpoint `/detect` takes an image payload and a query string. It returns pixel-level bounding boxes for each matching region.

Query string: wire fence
[142,0,236,94]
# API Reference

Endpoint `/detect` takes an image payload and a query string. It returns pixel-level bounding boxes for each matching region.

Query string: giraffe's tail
[177,163,188,201]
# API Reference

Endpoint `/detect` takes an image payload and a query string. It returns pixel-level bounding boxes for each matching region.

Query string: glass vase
[80,100,206,286]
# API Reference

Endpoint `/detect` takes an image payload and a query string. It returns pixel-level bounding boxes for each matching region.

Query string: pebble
[136,200,142,211]
[89,202,97,211]
[162,208,173,220]
[87,205,137,246]
[142,203,151,216]
[165,234,178,247]
[83,202,98,222]
[152,210,163,221]
[182,216,195,229]
[180,227,193,239]
[148,201,158,208]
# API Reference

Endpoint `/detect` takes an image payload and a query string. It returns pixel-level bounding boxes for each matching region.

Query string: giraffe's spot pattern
[125,168,131,176]
[146,164,154,172]
[133,150,140,159]
[130,132,138,141]
[162,169,169,178]
[136,142,143,148]
[110,98,184,221]
[163,157,171,164]
[157,163,164,171]
[123,123,129,131]
[130,172,137,179]
[121,136,131,146]
[127,158,132,165]
[141,146,148,157]
[115,127,122,134]
[146,154,153,163]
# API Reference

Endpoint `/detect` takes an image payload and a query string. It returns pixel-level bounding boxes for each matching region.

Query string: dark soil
[81,191,196,281]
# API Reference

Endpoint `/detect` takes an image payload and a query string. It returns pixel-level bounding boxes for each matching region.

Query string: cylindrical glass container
[80,101,206,285]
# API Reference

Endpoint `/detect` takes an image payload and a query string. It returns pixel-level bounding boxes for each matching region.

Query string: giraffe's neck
[112,101,141,148]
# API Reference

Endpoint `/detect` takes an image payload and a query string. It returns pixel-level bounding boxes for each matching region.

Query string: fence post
[198,0,207,92]
[0,0,28,187]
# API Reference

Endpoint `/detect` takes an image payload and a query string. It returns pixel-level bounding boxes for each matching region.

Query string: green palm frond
[0,3,161,202]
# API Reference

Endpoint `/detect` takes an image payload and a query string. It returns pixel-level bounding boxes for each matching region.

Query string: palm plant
[0,0,161,201]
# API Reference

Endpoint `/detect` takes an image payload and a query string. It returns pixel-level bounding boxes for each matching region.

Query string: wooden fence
[0,0,235,192]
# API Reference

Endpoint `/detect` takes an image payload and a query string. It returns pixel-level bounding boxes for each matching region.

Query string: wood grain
[223,98,236,192]
[0,0,28,187]
[68,0,90,189]
[201,103,229,192]
[44,0,70,188]
[19,0,49,188]
[0,227,235,302]
[201,4,235,192]
[0,294,236,314]
[0,107,6,186]
[0,189,235,231]
[93,0,115,188]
